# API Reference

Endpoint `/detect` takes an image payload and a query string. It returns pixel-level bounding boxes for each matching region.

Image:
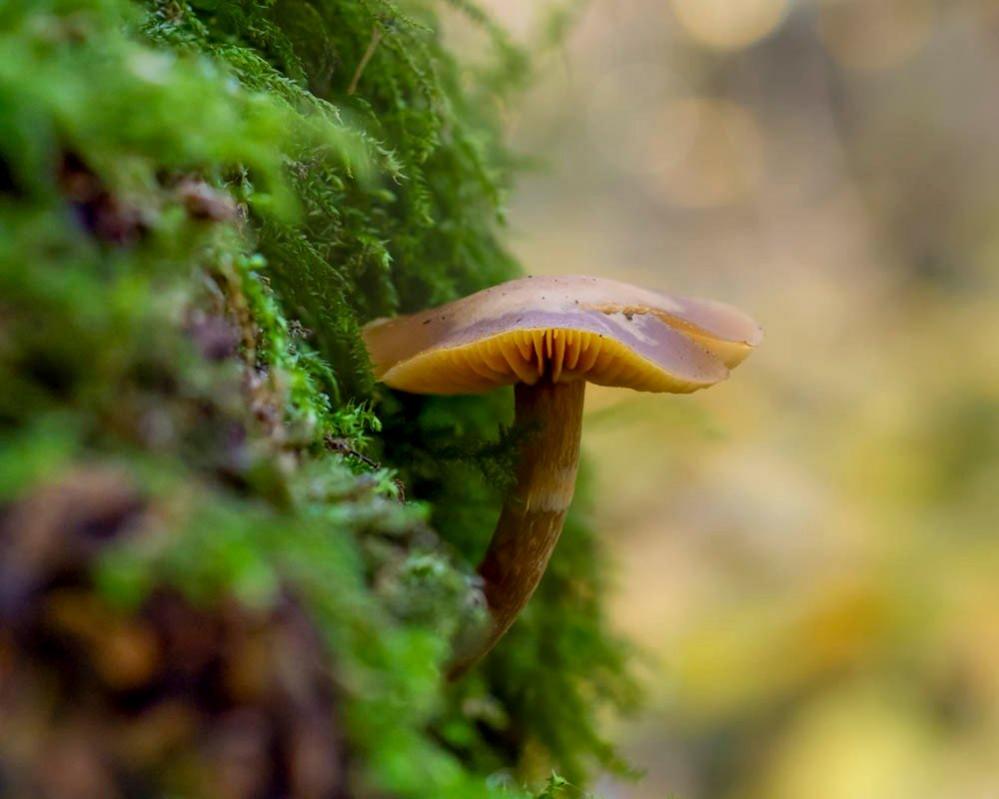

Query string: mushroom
[363,275,761,677]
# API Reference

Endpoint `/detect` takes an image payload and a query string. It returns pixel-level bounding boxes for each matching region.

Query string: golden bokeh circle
[670,0,790,51]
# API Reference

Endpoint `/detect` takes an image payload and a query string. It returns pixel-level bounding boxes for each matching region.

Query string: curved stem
[448,379,585,679]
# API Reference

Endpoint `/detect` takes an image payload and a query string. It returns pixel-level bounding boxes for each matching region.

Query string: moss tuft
[0,0,638,795]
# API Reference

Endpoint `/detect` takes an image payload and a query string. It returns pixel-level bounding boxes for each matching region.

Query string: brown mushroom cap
[363,275,762,395]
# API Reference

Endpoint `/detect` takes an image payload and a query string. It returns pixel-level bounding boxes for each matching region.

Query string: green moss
[0,0,638,795]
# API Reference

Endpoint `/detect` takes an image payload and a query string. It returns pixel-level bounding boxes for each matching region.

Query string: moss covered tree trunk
[0,1,637,796]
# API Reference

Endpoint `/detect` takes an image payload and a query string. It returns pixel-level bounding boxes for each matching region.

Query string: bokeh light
[818,0,936,71]
[669,0,790,51]
[647,98,764,207]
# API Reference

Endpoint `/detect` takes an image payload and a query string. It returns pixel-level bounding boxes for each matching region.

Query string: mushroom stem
[449,378,585,679]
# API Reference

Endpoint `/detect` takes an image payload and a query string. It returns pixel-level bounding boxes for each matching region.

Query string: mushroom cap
[363,275,762,395]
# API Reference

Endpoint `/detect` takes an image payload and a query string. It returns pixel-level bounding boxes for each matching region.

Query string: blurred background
[460,1,999,796]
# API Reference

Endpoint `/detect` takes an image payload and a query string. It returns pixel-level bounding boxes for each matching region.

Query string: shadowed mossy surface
[0,0,637,796]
